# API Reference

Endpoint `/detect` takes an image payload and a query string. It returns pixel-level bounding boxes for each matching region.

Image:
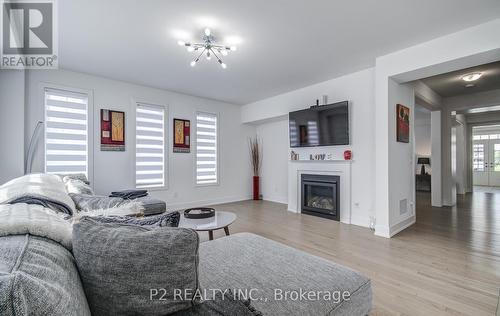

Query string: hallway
[415,190,500,237]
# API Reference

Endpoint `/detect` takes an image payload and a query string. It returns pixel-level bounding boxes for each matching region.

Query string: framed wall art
[101,109,125,151]
[396,104,410,143]
[173,118,190,153]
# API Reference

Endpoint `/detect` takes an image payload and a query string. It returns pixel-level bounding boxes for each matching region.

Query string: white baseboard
[262,195,287,204]
[167,195,252,211]
[389,215,416,237]
[375,225,390,238]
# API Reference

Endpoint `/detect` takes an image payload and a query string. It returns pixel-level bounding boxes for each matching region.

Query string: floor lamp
[25,121,44,174]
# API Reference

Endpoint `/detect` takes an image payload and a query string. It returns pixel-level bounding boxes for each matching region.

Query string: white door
[473,140,488,186]
[488,140,500,186]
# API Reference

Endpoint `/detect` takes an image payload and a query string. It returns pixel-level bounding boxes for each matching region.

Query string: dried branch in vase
[248,136,262,177]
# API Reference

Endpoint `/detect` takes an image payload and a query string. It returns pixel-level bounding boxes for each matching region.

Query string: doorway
[472,126,500,187]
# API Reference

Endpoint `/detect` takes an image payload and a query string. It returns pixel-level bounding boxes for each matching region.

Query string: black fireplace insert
[301,174,340,221]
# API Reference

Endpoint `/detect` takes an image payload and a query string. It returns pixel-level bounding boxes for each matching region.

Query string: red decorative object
[253,176,260,200]
[344,150,352,160]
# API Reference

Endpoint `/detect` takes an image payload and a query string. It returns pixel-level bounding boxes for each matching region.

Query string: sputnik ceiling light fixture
[177,28,236,69]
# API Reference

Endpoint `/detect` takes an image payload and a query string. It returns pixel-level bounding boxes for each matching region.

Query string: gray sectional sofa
[0,174,372,315]
[0,232,371,315]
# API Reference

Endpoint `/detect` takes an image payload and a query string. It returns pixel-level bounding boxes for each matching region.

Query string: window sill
[136,186,168,192]
[195,182,220,188]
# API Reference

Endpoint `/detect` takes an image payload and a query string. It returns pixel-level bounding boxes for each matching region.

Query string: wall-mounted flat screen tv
[289,101,349,147]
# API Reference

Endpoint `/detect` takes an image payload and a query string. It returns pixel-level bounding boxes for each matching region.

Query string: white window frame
[195,111,220,187]
[41,83,94,185]
[133,99,168,190]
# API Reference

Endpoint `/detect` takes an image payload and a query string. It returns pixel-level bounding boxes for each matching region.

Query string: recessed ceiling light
[462,72,482,82]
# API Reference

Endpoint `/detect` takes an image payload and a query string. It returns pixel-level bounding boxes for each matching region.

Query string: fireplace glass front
[301,174,340,221]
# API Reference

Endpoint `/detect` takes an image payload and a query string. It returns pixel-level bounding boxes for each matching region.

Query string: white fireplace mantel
[288,160,352,224]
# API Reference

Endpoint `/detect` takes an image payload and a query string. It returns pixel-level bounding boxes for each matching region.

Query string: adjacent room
[1,1,500,315]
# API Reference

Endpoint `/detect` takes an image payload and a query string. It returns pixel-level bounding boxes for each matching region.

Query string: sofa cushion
[171,289,262,316]
[72,217,200,316]
[63,177,94,195]
[198,233,372,316]
[0,234,90,316]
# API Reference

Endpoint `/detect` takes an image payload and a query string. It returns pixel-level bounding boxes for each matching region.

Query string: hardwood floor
[206,191,500,315]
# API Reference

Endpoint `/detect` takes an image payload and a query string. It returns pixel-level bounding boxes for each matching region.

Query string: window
[473,144,485,171]
[44,88,89,176]
[135,103,166,188]
[472,134,500,140]
[196,112,218,185]
[495,144,500,172]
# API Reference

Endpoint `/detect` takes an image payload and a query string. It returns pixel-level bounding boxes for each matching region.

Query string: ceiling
[58,0,500,105]
[421,61,500,98]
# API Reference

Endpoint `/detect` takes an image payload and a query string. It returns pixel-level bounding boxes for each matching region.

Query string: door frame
[468,123,500,191]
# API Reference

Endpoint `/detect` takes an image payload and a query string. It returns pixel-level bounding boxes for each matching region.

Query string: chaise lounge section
[199,233,372,315]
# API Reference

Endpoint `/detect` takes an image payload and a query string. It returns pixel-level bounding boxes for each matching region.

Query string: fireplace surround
[301,174,340,220]
[287,160,352,225]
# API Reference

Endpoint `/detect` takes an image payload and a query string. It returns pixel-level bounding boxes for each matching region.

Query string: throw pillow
[72,217,199,316]
[64,178,94,195]
[61,173,90,185]
[82,211,180,227]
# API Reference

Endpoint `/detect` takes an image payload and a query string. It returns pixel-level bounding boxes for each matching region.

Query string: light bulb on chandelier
[177,28,237,69]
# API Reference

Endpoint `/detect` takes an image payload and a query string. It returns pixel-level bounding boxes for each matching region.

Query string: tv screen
[289,101,349,147]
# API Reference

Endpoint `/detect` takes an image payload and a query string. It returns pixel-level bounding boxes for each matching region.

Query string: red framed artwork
[396,104,410,143]
[173,118,190,153]
[101,109,125,151]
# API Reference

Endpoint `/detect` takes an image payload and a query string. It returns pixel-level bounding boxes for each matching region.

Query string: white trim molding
[287,160,352,225]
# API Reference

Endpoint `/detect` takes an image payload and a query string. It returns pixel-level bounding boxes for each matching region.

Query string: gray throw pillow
[72,217,199,316]
[92,211,180,227]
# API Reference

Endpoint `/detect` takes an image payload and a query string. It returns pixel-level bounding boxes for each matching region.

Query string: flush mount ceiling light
[461,72,483,82]
[177,28,236,69]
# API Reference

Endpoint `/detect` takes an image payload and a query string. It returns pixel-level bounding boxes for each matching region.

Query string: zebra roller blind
[135,103,166,188]
[44,88,89,176]
[196,112,218,185]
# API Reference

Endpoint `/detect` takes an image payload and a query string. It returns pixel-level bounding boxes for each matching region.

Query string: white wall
[0,70,25,184]
[455,114,467,195]
[24,69,255,209]
[242,68,375,227]
[386,80,416,236]
[415,109,431,159]
[431,111,442,206]
[255,119,289,204]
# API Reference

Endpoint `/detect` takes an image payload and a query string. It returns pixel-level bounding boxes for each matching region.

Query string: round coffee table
[179,210,237,240]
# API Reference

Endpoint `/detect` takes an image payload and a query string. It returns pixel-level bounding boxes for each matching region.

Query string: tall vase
[253,176,260,200]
